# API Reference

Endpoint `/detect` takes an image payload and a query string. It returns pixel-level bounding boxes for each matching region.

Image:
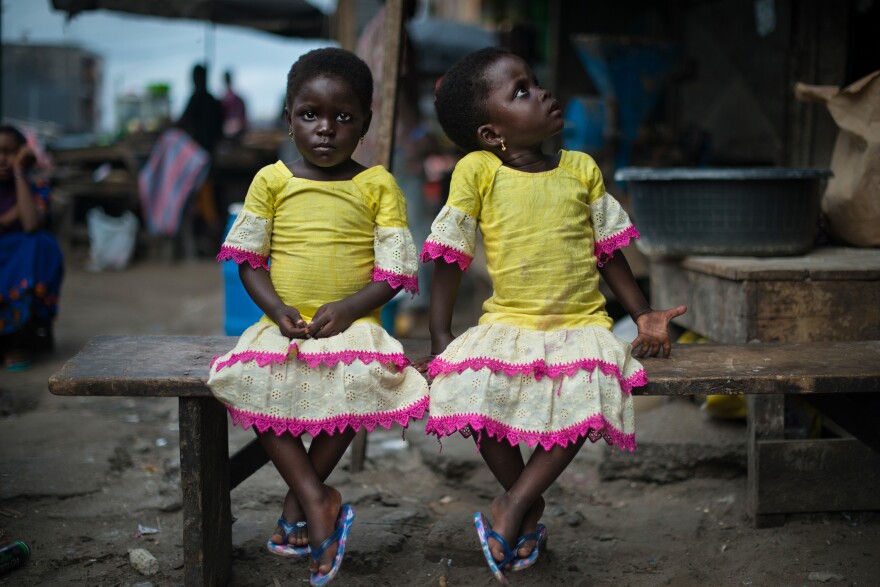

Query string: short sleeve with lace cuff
[362,167,420,295]
[590,193,640,265]
[419,151,497,271]
[420,205,477,271]
[216,163,282,270]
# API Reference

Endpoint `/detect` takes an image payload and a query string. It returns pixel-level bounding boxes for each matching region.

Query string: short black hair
[285,47,373,115]
[0,125,27,147]
[434,47,511,152]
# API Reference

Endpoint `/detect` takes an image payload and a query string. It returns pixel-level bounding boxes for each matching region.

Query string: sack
[86,207,139,270]
[795,71,880,247]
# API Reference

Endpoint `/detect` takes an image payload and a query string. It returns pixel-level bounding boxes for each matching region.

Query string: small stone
[566,511,585,527]
[129,548,159,576]
[597,534,615,541]
[807,571,846,582]
[568,564,580,572]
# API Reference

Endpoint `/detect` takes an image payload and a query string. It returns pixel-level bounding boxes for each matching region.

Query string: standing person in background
[220,70,248,141]
[356,0,433,331]
[177,63,225,254]
[0,125,63,371]
[179,63,224,156]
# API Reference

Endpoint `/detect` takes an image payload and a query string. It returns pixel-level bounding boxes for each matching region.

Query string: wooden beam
[375,0,405,171]
[334,0,357,51]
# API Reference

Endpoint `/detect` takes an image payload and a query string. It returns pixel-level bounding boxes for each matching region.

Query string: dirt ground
[1,251,878,587]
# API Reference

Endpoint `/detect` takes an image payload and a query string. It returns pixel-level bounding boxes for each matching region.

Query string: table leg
[350,429,368,473]
[747,394,786,528]
[179,397,232,586]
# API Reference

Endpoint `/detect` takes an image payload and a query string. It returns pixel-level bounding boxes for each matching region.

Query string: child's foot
[271,490,309,548]
[514,496,545,558]
[306,486,343,575]
[487,494,527,569]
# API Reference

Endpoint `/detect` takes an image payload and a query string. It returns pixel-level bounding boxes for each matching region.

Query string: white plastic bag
[86,207,139,270]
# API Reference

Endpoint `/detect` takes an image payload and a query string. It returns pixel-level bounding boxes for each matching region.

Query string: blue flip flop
[309,504,356,587]
[266,518,309,557]
[474,512,516,585]
[511,523,547,571]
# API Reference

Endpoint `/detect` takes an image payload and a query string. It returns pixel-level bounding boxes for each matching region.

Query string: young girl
[420,48,686,583]
[208,48,428,586]
[0,125,63,371]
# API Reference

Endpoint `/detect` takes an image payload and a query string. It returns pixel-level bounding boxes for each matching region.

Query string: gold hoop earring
[288,129,295,143]
[500,141,507,152]
[360,135,365,143]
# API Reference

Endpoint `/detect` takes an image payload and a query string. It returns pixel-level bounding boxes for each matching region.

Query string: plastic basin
[614,167,832,257]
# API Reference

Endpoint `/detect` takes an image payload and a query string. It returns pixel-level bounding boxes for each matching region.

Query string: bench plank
[48,335,880,397]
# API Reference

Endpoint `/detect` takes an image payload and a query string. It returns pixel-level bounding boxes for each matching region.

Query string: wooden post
[335,0,358,51]
[375,0,405,171]
[350,0,405,474]
[746,394,786,528]
[179,397,232,586]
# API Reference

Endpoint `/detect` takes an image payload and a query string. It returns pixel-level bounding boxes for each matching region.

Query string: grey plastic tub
[614,167,832,257]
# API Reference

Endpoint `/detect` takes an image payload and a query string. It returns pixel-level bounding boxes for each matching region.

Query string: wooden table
[649,246,880,526]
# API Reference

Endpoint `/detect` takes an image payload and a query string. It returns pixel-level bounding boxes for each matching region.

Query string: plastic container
[0,541,30,576]
[614,167,832,257]
[223,203,264,335]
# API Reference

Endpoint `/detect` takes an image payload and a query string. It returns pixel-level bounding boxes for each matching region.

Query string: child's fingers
[631,336,647,357]
[666,305,687,320]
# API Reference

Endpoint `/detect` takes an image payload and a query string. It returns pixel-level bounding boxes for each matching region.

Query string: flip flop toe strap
[309,525,344,562]
[515,529,542,550]
[277,519,307,541]
[487,529,517,569]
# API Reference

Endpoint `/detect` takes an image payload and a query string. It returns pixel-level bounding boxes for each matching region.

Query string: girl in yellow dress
[420,48,686,583]
[208,48,428,586]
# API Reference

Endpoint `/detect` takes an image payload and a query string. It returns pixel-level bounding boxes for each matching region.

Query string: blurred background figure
[220,70,248,141]
[178,64,224,157]
[0,125,64,371]
[177,63,225,254]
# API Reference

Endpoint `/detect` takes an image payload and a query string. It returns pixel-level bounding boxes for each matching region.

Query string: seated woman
[0,125,64,371]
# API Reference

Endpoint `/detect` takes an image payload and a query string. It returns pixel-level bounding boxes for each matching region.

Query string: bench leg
[747,394,786,529]
[350,429,368,473]
[179,397,232,586]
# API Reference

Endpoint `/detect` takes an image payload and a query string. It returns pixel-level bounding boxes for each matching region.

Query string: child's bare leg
[268,429,357,548]
[475,436,546,557]
[258,430,355,574]
[485,437,586,565]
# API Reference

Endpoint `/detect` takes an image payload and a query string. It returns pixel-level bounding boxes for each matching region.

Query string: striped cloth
[138,128,210,236]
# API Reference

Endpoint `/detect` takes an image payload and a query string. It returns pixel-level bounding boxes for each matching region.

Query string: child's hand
[274,306,310,339]
[13,145,36,173]
[412,355,436,382]
[308,300,354,338]
[631,305,687,358]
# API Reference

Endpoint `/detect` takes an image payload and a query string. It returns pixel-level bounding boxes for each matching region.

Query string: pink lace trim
[594,225,640,266]
[419,241,472,271]
[211,342,411,373]
[426,412,636,452]
[216,245,269,270]
[372,267,420,295]
[225,396,429,436]
[429,357,647,395]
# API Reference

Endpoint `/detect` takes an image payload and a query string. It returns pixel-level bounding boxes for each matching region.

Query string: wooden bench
[48,336,880,586]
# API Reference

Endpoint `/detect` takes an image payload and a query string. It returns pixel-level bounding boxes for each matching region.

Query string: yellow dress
[421,150,643,450]
[208,161,428,436]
